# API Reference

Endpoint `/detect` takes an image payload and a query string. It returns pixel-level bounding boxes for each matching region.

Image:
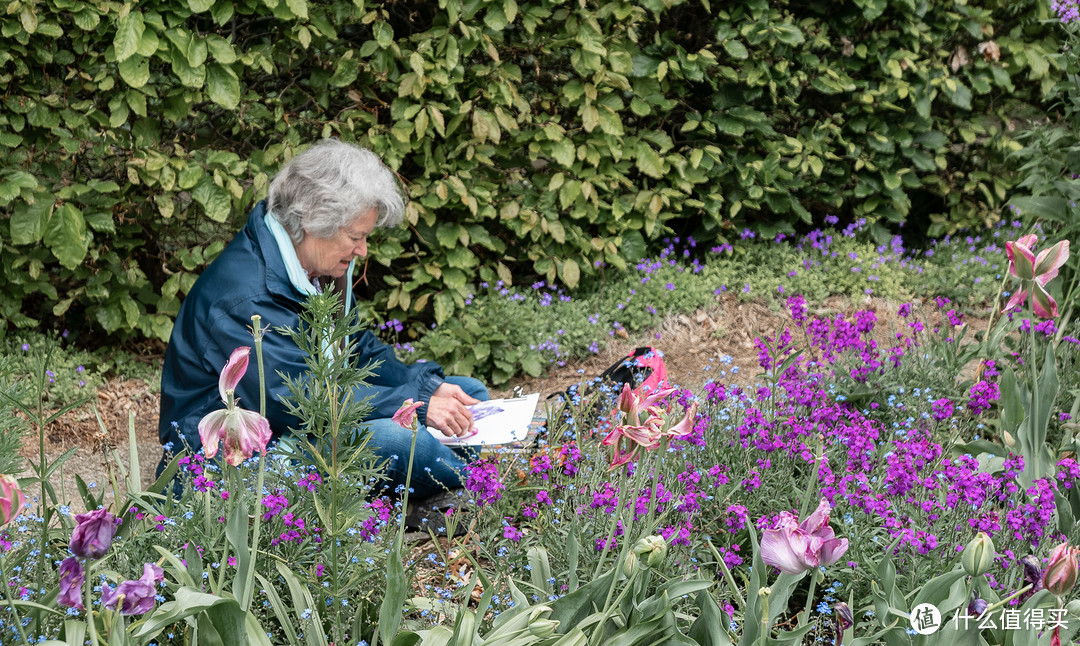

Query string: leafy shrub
[0,0,1061,345]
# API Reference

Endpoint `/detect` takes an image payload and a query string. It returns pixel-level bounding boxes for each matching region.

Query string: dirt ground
[21,293,969,513]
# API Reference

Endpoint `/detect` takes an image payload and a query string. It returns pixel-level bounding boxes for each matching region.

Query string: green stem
[84,561,100,646]
[982,272,1010,346]
[1029,301,1041,478]
[35,369,46,640]
[759,588,771,646]
[646,437,667,531]
[587,567,640,646]
[0,554,31,645]
[241,317,267,612]
[798,435,824,520]
[799,573,818,627]
[981,584,1033,615]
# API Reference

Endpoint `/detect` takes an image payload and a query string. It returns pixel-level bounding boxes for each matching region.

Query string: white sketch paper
[426,393,540,446]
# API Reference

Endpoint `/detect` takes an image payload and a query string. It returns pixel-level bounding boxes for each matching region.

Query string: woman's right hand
[425,384,479,437]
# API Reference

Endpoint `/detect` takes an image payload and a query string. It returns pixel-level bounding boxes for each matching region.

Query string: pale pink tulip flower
[392,399,425,429]
[761,498,850,575]
[198,346,271,466]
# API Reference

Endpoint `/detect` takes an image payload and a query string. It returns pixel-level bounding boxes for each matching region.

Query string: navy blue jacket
[158,200,446,453]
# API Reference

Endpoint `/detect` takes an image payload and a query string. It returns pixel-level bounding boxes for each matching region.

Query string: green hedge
[0,0,1060,342]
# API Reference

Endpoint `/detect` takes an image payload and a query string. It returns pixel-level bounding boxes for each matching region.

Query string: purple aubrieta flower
[70,508,119,559]
[101,563,165,615]
[57,557,85,610]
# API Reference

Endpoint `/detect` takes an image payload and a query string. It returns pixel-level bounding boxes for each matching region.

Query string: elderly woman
[159,139,486,506]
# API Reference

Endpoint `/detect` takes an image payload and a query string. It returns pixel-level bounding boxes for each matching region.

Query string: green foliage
[409,224,1005,386]
[2,333,107,408]
[0,0,1061,344]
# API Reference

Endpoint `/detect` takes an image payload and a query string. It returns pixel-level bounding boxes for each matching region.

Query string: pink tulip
[218,347,250,402]
[761,498,849,575]
[602,423,661,469]
[1004,236,1070,319]
[640,385,677,410]
[0,474,25,526]
[1043,541,1079,597]
[392,399,425,429]
[199,346,271,466]
[663,402,699,439]
[199,407,272,467]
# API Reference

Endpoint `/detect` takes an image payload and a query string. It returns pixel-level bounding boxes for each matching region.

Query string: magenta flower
[760,499,850,575]
[101,563,165,615]
[391,399,425,429]
[0,474,25,526]
[199,346,272,467]
[70,508,119,560]
[57,557,85,610]
[1004,235,1070,318]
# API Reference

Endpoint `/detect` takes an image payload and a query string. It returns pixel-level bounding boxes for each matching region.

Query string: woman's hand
[426,383,481,437]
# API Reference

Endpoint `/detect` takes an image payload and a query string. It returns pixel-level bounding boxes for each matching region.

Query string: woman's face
[294,208,378,279]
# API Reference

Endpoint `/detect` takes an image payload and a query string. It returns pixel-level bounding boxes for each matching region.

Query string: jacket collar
[246,200,302,301]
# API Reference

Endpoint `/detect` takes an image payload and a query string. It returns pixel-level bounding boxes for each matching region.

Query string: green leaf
[205,35,237,64]
[285,0,308,19]
[1008,196,1068,222]
[10,196,51,245]
[945,80,972,110]
[581,104,599,132]
[520,353,543,377]
[329,51,359,88]
[551,139,575,167]
[722,40,748,59]
[206,63,241,109]
[773,23,805,45]
[374,21,393,48]
[119,55,150,88]
[620,229,647,262]
[560,258,580,288]
[635,142,664,179]
[44,203,90,269]
[170,49,206,88]
[114,11,145,63]
[192,180,232,222]
[188,0,215,12]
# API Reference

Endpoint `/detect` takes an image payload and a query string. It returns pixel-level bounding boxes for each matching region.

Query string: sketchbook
[427,393,540,446]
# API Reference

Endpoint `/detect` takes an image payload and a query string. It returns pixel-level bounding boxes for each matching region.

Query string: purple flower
[931,398,954,421]
[57,557,85,610]
[101,563,164,615]
[464,458,505,506]
[70,509,119,559]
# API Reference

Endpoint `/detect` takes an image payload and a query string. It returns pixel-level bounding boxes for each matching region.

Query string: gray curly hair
[267,139,405,243]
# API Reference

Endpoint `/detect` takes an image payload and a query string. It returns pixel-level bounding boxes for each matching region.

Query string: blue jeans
[364,376,487,499]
